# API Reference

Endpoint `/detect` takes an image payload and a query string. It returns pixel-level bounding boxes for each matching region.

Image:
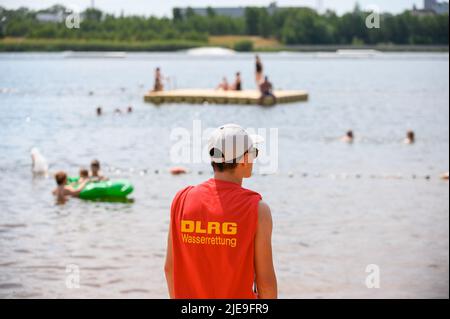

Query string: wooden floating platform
[144,89,308,106]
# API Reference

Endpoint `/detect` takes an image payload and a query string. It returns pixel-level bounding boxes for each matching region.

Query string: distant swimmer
[259,76,276,105]
[217,77,229,91]
[90,159,108,181]
[231,72,242,91]
[153,67,164,92]
[127,106,133,113]
[341,130,354,143]
[255,55,264,86]
[52,171,88,204]
[114,108,122,114]
[96,107,102,116]
[404,130,415,144]
[441,172,449,180]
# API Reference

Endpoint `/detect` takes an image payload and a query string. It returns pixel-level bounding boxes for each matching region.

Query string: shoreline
[0,38,448,53]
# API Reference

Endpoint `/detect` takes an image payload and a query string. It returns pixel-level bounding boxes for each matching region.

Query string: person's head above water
[79,168,89,178]
[55,171,67,186]
[347,130,354,139]
[208,124,263,180]
[91,159,101,175]
[96,107,102,116]
[407,130,415,142]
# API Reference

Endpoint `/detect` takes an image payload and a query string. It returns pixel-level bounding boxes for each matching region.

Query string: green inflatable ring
[67,177,134,200]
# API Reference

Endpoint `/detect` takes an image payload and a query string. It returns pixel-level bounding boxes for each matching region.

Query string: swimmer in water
[90,159,108,181]
[78,168,90,183]
[341,130,354,143]
[127,106,133,113]
[52,171,88,204]
[96,107,102,116]
[404,130,415,144]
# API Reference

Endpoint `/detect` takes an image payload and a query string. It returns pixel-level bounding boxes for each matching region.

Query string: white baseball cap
[208,124,264,164]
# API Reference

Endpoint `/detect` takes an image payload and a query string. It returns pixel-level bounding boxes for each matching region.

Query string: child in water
[79,168,90,183]
[52,171,88,204]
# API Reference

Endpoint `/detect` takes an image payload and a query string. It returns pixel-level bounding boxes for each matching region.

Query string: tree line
[0,4,448,45]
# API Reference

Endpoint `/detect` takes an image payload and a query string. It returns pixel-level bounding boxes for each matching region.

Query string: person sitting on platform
[231,72,242,91]
[217,77,229,91]
[259,76,276,105]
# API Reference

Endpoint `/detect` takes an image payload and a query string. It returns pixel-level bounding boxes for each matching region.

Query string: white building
[36,12,65,23]
[176,2,306,18]
[424,0,449,14]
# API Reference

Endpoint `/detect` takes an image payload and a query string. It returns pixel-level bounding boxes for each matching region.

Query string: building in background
[424,0,449,14]
[412,0,449,16]
[176,2,309,18]
[35,4,83,23]
[179,6,246,18]
[35,12,64,23]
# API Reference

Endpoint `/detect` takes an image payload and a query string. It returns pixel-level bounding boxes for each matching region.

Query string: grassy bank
[0,38,206,52]
[209,36,282,51]
[0,37,448,53]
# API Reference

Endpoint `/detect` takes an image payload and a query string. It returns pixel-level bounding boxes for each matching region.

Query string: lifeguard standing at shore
[165,124,277,299]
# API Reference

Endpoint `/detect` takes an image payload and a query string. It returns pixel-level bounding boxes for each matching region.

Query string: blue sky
[0,0,425,16]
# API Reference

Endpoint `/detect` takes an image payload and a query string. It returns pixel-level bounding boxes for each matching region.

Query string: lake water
[0,52,448,298]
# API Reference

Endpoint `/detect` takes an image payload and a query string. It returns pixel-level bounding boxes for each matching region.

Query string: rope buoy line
[102,166,449,181]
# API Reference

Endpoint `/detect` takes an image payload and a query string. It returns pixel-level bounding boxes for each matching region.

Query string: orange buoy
[170,167,187,175]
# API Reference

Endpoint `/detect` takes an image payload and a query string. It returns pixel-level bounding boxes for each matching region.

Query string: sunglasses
[247,147,259,160]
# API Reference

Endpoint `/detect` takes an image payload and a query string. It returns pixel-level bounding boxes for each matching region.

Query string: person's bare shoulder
[258,201,273,226]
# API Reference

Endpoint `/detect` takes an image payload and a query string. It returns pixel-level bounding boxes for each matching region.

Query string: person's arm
[65,179,89,197]
[164,226,175,299]
[255,201,278,299]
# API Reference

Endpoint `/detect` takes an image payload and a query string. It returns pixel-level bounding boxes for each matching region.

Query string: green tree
[173,8,183,22]
[245,7,260,35]
[83,8,102,22]
[207,7,216,18]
